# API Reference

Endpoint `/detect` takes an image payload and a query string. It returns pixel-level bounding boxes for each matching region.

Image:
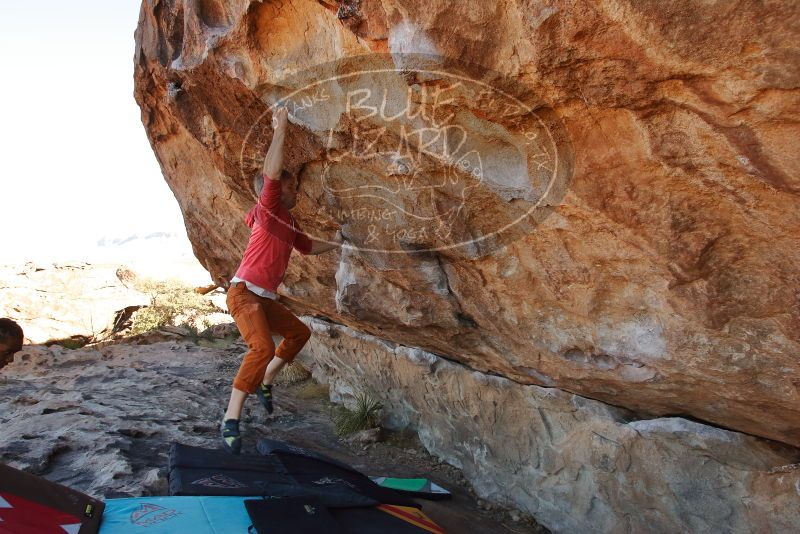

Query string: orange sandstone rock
[133,0,800,447]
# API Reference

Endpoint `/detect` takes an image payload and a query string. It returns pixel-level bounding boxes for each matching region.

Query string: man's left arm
[295,229,343,256]
[308,239,340,255]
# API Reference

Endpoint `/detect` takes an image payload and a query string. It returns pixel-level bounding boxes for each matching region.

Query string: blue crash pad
[99,496,253,533]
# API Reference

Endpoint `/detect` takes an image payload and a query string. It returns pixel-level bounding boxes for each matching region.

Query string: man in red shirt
[222,106,341,454]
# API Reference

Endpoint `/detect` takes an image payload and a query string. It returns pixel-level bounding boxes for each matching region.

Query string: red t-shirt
[233,176,313,292]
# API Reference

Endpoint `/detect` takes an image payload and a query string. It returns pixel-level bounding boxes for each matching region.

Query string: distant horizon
[0,0,196,265]
[0,228,199,266]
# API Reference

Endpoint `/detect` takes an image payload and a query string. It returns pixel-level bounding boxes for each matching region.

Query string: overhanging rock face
[133,0,800,446]
[297,317,800,533]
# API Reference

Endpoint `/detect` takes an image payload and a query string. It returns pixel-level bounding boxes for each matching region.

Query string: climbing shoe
[221,418,242,455]
[256,383,274,414]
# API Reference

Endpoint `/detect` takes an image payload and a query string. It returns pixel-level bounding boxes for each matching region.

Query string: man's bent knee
[296,324,311,344]
[247,337,275,359]
[274,324,310,364]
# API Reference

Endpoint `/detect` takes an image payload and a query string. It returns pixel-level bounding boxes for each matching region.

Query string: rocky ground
[0,335,545,534]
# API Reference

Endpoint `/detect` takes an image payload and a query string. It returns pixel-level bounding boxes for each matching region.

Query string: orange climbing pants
[226,282,311,394]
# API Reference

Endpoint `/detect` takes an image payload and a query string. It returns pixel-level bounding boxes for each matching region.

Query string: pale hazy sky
[0,0,192,263]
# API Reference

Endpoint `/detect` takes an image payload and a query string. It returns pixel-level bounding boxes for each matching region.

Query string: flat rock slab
[0,263,149,343]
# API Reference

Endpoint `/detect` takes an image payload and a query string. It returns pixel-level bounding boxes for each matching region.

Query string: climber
[0,318,24,370]
[221,106,343,454]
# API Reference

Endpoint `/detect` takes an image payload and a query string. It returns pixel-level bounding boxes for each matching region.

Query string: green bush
[333,391,383,437]
[129,278,218,336]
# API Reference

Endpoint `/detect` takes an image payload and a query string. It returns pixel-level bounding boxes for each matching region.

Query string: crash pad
[98,496,251,534]
[0,463,104,534]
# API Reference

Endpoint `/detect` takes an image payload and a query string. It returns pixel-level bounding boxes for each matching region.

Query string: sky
[0,0,195,264]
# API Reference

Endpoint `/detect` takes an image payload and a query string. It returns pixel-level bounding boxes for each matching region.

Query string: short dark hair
[0,318,23,353]
[253,169,294,196]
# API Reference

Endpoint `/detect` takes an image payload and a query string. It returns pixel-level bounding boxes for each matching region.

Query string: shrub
[45,335,91,350]
[276,361,312,385]
[333,391,383,437]
[129,278,218,335]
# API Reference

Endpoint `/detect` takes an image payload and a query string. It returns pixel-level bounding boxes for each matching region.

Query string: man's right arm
[262,106,289,181]
[251,106,289,220]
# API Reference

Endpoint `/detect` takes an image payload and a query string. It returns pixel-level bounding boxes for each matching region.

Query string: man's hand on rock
[272,106,289,132]
[308,230,344,255]
[263,106,289,179]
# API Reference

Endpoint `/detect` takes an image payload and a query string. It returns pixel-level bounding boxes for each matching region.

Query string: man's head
[253,170,299,209]
[0,318,24,370]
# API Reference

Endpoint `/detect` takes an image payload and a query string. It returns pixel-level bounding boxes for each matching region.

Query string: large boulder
[133,0,800,447]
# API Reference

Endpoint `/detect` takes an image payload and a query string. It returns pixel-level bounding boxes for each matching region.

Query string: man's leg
[222,286,276,452]
[263,354,289,386]
[262,299,311,380]
[225,299,275,417]
[254,299,311,412]
[224,387,248,422]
